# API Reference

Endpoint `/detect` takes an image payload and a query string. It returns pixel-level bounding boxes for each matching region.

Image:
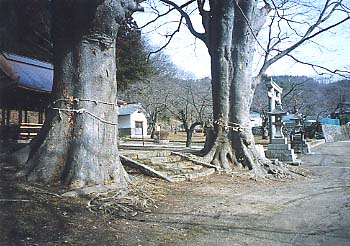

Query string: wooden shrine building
[0,52,53,140]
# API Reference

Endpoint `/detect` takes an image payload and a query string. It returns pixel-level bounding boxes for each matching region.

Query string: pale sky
[134,1,350,79]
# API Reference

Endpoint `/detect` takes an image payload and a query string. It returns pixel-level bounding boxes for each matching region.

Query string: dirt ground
[1,141,350,246]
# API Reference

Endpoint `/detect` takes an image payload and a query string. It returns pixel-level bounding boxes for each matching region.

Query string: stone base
[266,137,297,162]
[301,142,311,154]
[289,159,302,166]
[291,135,311,154]
[270,138,288,144]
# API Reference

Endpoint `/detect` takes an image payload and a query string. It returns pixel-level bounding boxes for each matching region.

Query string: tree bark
[185,122,201,147]
[201,1,236,170]
[202,0,270,174]
[149,111,158,139]
[18,0,140,189]
[229,1,267,174]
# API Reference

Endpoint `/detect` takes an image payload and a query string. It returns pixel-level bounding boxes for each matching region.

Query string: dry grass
[86,176,169,218]
[121,131,269,146]
[255,136,269,145]
[168,132,269,145]
[167,132,205,142]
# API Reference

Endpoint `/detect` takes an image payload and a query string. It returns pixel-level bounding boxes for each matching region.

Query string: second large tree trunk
[229,1,267,175]
[203,0,269,175]
[201,1,236,170]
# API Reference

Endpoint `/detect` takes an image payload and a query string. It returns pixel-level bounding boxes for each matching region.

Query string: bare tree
[121,75,170,137]
[277,76,312,113]
[120,51,181,137]
[18,0,142,189]
[167,78,212,147]
[139,0,350,174]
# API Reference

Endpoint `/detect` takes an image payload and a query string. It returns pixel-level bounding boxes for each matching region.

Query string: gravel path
[122,141,350,245]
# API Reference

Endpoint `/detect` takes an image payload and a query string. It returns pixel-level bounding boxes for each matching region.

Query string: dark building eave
[0,52,53,111]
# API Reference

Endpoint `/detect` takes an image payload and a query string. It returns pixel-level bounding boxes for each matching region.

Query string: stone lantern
[268,103,287,139]
[290,113,310,154]
[266,103,297,163]
[290,113,303,133]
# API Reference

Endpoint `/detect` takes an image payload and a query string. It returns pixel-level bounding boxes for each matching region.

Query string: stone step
[121,150,172,160]
[268,143,292,150]
[265,150,296,162]
[146,155,183,164]
[121,150,216,182]
[160,162,203,172]
[170,168,216,182]
[271,138,288,144]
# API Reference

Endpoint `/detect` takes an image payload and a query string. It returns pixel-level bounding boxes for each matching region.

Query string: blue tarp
[320,118,340,126]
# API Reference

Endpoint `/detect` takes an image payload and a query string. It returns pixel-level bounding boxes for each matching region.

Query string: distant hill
[252,76,350,117]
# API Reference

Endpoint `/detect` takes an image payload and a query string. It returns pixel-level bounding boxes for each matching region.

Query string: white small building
[250,112,263,127]
[118,104,148,138]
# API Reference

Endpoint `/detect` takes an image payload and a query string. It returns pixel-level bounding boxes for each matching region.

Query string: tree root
[18,185,63,198]
[263,159,305,180]
[85,178,165,218]
[200,133,305,180]
[171,151,218,170]
[120,155,174,182]
[62,183,128,197]
[201,141,241,171]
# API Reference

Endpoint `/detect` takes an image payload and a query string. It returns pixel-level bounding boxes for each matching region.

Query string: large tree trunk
[18,0,140,189]
[202,0,270,174]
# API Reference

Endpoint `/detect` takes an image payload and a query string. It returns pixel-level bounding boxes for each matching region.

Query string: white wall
[130,111,148,136]
[250,117,262,127]
[118,111,148,137]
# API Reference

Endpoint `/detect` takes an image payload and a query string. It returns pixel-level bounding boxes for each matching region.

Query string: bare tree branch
[282,79,309,100]
[139,0,195,29]
[259,1,350,76]
[147,16,184,59]
[286,53,350,78]
[160,0,206,42]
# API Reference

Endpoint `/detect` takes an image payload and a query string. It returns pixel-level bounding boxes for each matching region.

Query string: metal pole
[301,131,304,154]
